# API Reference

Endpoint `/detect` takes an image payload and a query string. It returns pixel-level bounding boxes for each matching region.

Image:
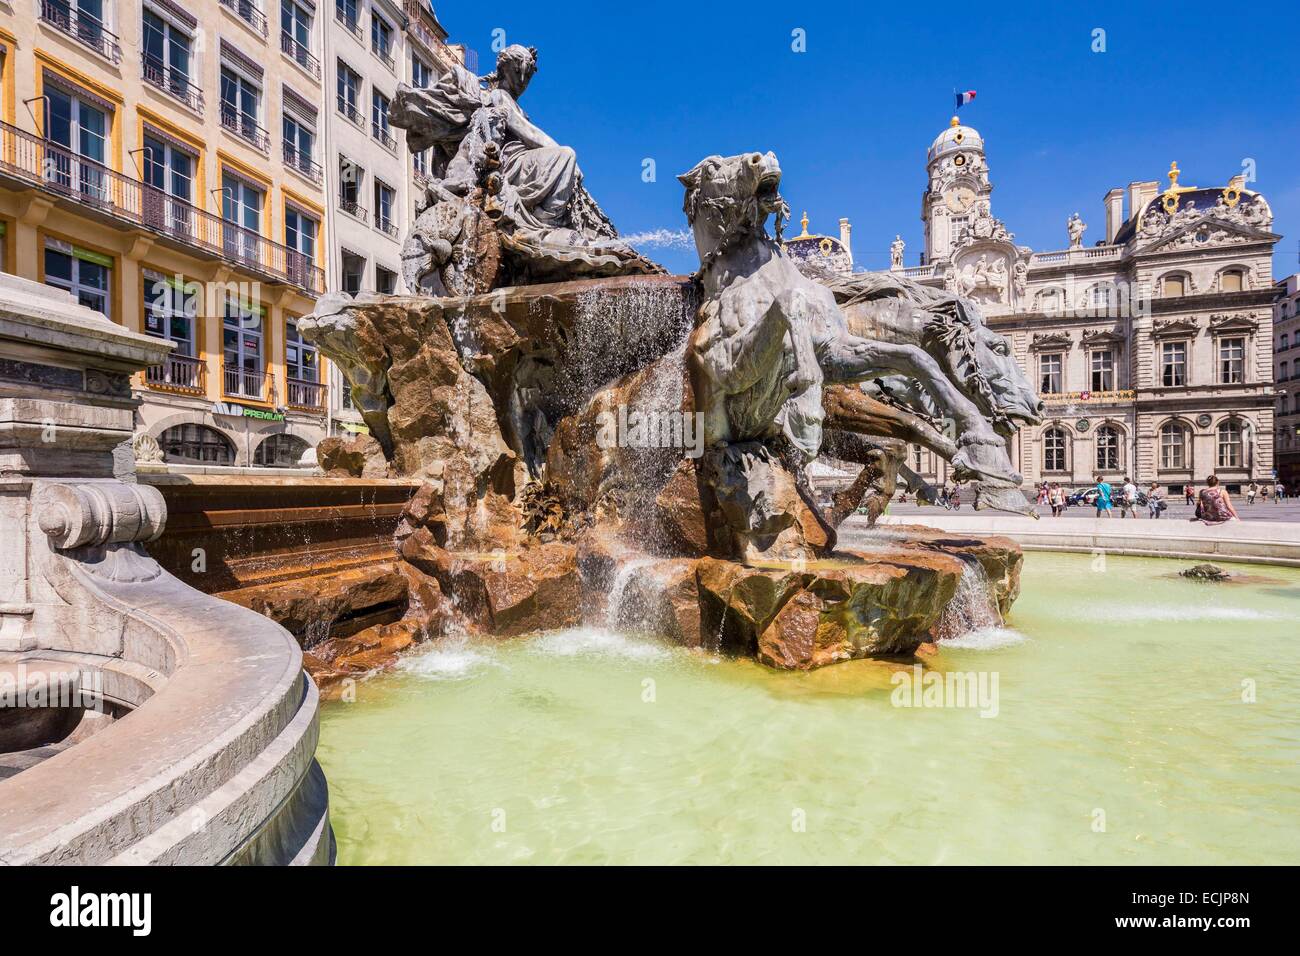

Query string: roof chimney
[1128,180,1159,221]
[1104,188,1125,243]
[838,218,852,265]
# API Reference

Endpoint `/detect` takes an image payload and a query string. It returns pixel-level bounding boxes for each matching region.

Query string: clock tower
[922,116,992,264]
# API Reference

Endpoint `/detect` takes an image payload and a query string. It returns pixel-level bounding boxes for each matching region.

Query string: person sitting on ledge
[1193,474,1239,525]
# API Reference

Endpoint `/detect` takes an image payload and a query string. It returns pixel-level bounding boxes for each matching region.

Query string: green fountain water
[317,552,1300,865]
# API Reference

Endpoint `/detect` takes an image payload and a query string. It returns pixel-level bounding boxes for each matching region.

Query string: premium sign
[213,401,285,422]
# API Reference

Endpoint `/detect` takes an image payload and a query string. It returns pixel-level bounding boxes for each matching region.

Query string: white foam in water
[1088,605,1278,624]
[940,626,1028,650]
[528,626,672,662]
[398,642,499,681]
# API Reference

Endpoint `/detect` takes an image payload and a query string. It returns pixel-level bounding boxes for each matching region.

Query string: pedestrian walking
[1184,483,1195,506]
[1147,482,1165,518]
[1094,474,1114,518]
[1261,482,1271,504]
[950,486,962,510]
[1247,480,1258,505]
[1119,476,1138,518]
[1049,482,1066,517]
[1276,482,1285,502]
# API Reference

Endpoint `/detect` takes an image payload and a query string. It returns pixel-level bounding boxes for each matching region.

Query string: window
[1095,425,1120,471]
[219,65,265,148]
[45,86,109,200]
[142,7,196,106]
[160,424,235,465]
[221,173,263,262]
[281,0,314,71]
[375,266,397,294]
[143,271,196,356]
[1220,269,1244,293]
[1089,284,1112,315]
[1038,352,1062,394]
[1090,349,1115,392]
[949,216,969,244]
[1217,420,1243,469]
[371,89,393,148]
[341,251,364,294]
[40,0,120,62]
[1037,288,1063,314]
[912,445,923,472]
[1159,423,1186,470]
[286,319,318,382]
[1281,333,1290,350]
[336,61,362,123]
[1282,361,1290,382]
[1162,274,1186,298]
[1043,427,1066,472]
[412,55,432,88]
[285,206,318,260]
[339,158,365,219]
[222,297,265,398]
[370,14,393,66]
[413,148,430,177]
[141,133,194,235]
[374,179,395,235]
[335,0,359,35]
[282,113,316,176]
[254,433,310,467]
[1219,337,1245,384]
[45,239,111,317]
[1160,341,1186,387]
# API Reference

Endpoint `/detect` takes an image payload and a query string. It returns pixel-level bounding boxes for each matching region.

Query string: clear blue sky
[435,0,1300,278]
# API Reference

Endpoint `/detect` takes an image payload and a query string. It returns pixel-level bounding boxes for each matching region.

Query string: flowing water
[317,552,1300,865]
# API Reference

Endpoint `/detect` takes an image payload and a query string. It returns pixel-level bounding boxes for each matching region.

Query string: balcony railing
[335,8,362,41]
[219,0,268,36]
[283,143,322,184]
[339,199,367,222]
[146,353,206,394]
[371,122,396,151]
[39,0,122,63]
[281,32,321,78]
[142,55,205,113]
[372,41,395,70]
[224,366,268,401]
[337,96,364,127]
[377,218,399,239]
[219,102,271,152]
[287,377,325,410]
[0,121,323,293]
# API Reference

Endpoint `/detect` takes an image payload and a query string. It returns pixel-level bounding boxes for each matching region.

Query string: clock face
[946,187,976,214]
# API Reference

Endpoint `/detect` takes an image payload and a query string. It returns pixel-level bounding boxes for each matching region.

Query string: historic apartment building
[0,1,462,469]
[807,117,1280,493]
[1273,274,1300,488]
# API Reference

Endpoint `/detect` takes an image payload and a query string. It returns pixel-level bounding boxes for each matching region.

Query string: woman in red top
[1194,475,1238,525]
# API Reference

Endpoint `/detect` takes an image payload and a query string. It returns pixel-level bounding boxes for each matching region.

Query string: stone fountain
[299,45,1037,680]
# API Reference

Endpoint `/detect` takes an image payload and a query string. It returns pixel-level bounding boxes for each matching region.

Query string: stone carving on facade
[131,432,165,463]
[890,235,905,269]
[954,252,1009,304]
[1067,212,1086,249]
[1151,316,1200,337]
[1208,312,1258,333]
[391,44,662,294]
[1080,327,1126,348]
[1139,192,1273,251]
[1030,331,1073,350]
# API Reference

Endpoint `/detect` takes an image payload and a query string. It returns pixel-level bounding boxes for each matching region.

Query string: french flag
[954,89,977,109]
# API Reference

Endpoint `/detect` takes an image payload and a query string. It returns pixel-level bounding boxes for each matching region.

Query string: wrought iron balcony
[376,217,399,239]
[335,8,362,41]
[281,32,321,79]
[0,120,323,293]
[220,102,271,152]
[371,123,396,151]
[219,0,269,36]
[337,96,364,127]
[224,366,268,401]
[146,353,206,394]
[142,55,205,113]
[39,0,122,63]
[339,199,367,223]
[287,377,326,410]
[283,143,322,184]
[372,41,395,71]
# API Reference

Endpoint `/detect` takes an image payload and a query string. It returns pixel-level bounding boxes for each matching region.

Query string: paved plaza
[882,497,1300,524]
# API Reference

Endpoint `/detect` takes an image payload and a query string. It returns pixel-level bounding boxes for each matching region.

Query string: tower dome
[928,116,984,164]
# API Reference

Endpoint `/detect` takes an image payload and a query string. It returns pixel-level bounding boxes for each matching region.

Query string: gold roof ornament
[950,116,960,127]
[1221,184,1242,207]
[1160,161,1195,213]
[798,211,810,238]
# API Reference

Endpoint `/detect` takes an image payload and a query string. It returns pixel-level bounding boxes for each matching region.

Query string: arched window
[1162,274,1186,298]
[1219,268,1244,293]
[1043,427,1067,472]
[1089,283,1112,314]
[1160,422,1186,470]
[254,433,310,468]
[159,424,235,465]
[1217,420,1243,469]
[1095,425,1121,471]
